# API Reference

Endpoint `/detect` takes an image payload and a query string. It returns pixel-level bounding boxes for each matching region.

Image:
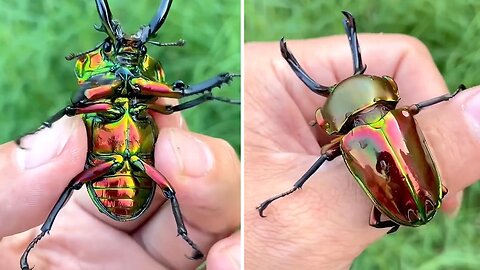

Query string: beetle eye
[140,45,147,55]
[103,40,112,53]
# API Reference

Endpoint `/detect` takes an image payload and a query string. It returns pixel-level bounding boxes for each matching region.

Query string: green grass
[246,1,480,269]
[0,0,240,152]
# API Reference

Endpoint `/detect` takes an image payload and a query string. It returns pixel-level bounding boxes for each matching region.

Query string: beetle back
[340,108,443,226]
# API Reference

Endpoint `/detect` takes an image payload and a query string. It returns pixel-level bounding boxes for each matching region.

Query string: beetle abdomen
[87,174,155,221]
[340,108,442,226]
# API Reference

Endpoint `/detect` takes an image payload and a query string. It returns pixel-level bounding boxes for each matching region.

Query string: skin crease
[0,104,240,270]
[245,34,480,270]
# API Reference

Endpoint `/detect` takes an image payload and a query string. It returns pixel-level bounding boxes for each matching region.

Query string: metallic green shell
[75,49,166,84]
[317,75,400,134]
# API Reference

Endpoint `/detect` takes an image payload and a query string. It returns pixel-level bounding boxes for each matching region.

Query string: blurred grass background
[246,1,480,270]
[0,0,240,152]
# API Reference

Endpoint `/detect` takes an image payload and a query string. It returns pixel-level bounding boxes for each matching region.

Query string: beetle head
[93,0,173,66]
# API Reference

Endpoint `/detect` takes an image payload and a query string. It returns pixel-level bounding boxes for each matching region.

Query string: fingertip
[441,191,463,218]
[207,232,241,270]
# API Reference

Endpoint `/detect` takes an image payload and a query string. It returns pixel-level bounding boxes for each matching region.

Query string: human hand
[0,111,240,270]
[245,35,480,269]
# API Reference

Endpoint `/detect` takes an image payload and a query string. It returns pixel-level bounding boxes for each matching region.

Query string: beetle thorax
[316,75,400,134]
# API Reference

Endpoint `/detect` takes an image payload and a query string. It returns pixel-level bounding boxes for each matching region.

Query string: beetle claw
[185,250,204,260]
[257,187,299,217]
[256,202,270,218]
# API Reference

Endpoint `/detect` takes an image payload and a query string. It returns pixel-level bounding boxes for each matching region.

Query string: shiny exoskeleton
[257,11,464,233]
[17,0,239,269]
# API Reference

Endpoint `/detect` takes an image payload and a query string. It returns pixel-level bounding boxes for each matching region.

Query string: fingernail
[221,243,241,270]
[17,117,77,170]
[168,129,214,177]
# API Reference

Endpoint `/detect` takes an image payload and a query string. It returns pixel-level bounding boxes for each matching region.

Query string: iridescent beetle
[17,0,239,269]
[257,11,464,233]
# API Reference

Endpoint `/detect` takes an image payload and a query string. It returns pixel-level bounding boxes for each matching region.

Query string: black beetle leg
[257,142,342,218]
[256,155,327,217]
[20,184,76,270]
[167,92,239,113]
[408,84,467,115]
[15,76,121,148]
[279,38,331,97]
[14,107,72,149]
[342,11,367,75]
[20,159,121,270]
[175,73,240,96]
[257,139,342,217]
[15,102,113,148]
[130,157,204,260]
[369,206,400,234]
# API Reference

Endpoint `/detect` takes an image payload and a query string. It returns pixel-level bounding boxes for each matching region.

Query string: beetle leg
[20,159,122,270]
[15,102,114,148]
[42,102,114,127]
[130,156,204,260]
[132,73,239,98]
[141,93,239,115]
[72,76,123,104]
[342,11,367,75]
[16,76,121,146]
[130,77,182,98]
[172,73,239,96]
[257,140,342,217]
[369,206,400,234]
[408,84,466,115]
[165,92,240,112]
[279,38,331,97]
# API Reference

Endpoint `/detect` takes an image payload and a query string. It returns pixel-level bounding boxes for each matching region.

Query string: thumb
[0,117,86,237]
[207,231,241,270]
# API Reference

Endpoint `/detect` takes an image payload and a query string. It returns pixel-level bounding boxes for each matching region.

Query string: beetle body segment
[340,107,443,226]
[83,97,158,221]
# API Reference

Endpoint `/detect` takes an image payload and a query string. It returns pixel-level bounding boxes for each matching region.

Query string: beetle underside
[18,0,240,269]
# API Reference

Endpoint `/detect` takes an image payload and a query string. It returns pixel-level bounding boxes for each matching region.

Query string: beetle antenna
[148,39,186,47]
[342,11,366,75]
[65,42,104,61]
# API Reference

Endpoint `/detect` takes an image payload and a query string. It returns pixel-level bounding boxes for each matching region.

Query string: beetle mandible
[257,11,465,233]
[17,0,239,269]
